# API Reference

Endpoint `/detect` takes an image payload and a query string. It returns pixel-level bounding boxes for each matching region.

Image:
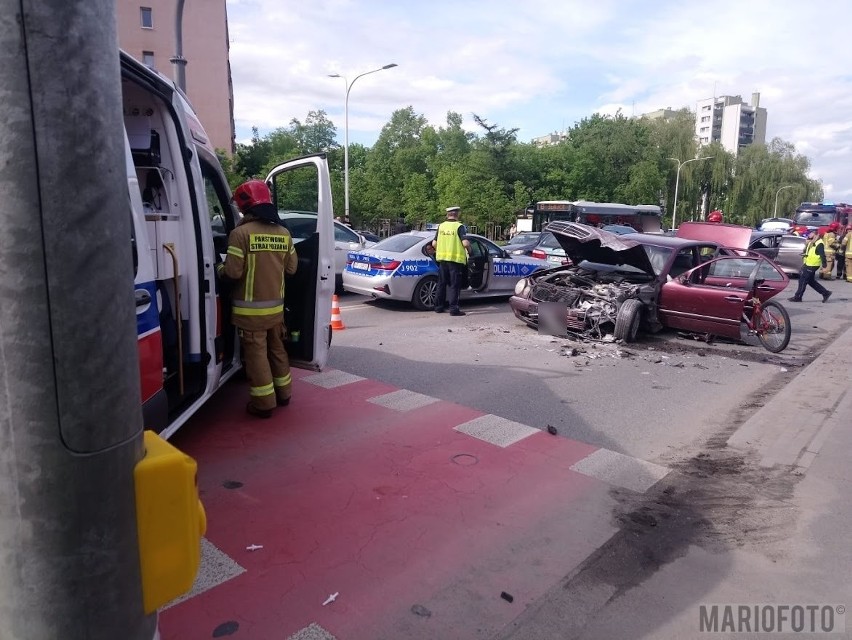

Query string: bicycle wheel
[755,300,791,353]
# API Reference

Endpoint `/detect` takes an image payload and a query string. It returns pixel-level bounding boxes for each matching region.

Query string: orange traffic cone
[331,294,346,330]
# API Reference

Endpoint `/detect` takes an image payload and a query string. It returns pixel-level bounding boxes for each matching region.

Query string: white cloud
[227,0,852,197]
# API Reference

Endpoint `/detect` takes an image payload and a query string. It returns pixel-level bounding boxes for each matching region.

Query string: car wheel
[412,277,438,310]
[614,298,643,343]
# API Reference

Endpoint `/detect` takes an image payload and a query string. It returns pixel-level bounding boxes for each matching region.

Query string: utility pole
[0,2,156,638]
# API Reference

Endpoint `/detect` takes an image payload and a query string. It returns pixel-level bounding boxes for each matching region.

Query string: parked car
[509,221,789,343]
[530,231,570,266]
[503,231,543,255]
[770,235,807,276]
[279,211,376,291]
[758,217,795,232]
[356,229,381,243]
[601,224,639,235]
[343,231,549,310]
[677,222,801,276]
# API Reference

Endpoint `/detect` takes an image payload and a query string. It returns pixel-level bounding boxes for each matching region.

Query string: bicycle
[742,276,791,353]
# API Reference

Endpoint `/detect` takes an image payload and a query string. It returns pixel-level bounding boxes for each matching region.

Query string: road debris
[245,544,263,552]
[322,592,339,606]
[546,425,558,435]
[411,604,432,617]
[500,591,514,603]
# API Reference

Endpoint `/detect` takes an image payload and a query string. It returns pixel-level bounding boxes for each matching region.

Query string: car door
[486,239,536,293]
[658,260,747,339]
[265,154,334,370]
[466,237,489,291]
[701,255,787,301]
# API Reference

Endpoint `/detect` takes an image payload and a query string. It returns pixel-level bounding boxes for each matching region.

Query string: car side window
[334,222,359,243]
[670,248,696,277]
[707,257,757,278]
[755,260,785,281]
[468,239,486,258]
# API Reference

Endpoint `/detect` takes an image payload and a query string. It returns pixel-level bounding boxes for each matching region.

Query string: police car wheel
[413,277,438,311]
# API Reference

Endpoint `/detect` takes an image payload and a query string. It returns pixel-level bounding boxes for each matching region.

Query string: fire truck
[122,52,334,439]
[793,202,851,232]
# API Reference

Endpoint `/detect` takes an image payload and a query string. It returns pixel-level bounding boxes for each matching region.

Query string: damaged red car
[509,221,791,350]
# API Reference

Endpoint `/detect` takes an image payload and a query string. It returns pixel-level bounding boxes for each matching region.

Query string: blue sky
[227,0,852,198]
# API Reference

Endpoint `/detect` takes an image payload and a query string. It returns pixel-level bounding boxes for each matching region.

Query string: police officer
[789,226,832,303]
[431,206,471,316]
[217,180,298,418]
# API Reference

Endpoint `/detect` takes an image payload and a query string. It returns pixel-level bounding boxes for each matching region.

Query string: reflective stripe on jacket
[218,218,298,328]
[435,220,467,264]
[804,238,825,268]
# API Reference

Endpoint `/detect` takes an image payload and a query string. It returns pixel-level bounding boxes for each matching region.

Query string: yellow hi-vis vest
[804,238,824,268]
[435,220,467,264]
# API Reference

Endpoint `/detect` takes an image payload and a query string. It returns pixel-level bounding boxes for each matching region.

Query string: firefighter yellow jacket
[218,217,298,330]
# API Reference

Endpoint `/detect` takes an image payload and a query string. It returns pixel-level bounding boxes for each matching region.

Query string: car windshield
[794,211,835,226]
[371,234,425,253]
[537,233,562,249]
[642,245,674,275]
[507,233,539,245]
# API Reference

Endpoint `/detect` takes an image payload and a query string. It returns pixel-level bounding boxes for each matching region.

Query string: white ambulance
[122,52,335,439]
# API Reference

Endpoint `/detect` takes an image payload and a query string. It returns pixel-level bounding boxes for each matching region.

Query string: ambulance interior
[123,75,238,425]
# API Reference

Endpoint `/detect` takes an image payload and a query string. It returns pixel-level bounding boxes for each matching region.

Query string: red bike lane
[161,368,630,640]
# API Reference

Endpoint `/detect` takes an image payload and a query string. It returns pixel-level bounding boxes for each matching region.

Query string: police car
[343,231,549,310]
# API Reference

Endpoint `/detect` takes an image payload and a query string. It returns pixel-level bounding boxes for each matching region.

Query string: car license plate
[351,261,370,271]
[548,256,562,263]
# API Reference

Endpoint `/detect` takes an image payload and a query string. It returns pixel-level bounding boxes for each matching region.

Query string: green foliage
[227,105,823,236]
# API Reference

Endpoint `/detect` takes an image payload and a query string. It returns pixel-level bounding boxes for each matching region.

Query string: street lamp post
[328,63,398,222]
[669,156,713,229]
[774,185,796,217]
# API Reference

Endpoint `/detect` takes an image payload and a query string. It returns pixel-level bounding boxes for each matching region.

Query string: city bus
[527,201,663,233]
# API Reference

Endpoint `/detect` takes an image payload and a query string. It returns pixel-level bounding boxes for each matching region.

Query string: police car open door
[265,154,334,370]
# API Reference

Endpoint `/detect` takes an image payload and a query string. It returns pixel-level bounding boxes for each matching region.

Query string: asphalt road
[327,279,852,639]
[330,279,851,464]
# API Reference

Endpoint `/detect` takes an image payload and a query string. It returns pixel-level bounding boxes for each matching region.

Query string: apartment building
[695,93,767,155]
[116,1,235,154]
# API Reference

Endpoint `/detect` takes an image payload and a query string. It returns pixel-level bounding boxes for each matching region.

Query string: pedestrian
[217,179,299,418]
[788,226,832,303]
[431,206,471,316]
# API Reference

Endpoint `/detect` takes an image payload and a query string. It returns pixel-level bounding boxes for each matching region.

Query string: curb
[727,324,852,468]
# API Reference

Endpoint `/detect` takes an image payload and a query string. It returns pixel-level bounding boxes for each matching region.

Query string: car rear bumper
[342,271,394,299]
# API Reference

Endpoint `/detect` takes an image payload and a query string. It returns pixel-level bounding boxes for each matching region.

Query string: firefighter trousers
[819,254,835,279]
[238,324,292,411]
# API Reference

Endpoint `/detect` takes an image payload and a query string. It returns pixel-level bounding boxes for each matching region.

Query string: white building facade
[695,93,767,155]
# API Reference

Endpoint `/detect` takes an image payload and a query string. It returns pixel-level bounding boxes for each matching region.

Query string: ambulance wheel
[413,277,439,310]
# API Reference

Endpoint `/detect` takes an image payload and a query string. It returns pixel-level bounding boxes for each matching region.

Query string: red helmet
[817,226,829,236]
[828,222,839,231]
[707,210,724,223]
[232,179,272,213]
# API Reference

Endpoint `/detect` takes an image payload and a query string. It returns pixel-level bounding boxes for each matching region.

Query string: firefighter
[835,224,847,280]
[819,222,839,279]
[707,210,724,223]
[845,225,852,283]
[217,180,298,418]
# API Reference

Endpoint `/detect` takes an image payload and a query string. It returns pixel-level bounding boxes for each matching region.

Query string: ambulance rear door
[265,154,334,370]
